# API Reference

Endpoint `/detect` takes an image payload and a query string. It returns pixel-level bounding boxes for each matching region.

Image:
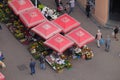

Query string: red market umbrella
[8,0,34,15]
[52,13,80,33]
[19,7,46,28]
[0,72,5,80]
[31,21,62,40]
[66,27,95,47]
[44,34,74,54]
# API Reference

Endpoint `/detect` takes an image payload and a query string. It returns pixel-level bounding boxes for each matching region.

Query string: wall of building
[78,0,87,8]
[78,0,109,25]
[94,0,109,25]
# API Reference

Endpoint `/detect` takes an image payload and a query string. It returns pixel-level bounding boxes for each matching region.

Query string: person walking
[55,0,63,13]
[0,24,2,30]
[68,0,75,14]
[55,0,61,7]
[29,58,36,75]
[86,2,91,18]
[39,54,46,70]
[95,29,102,48]
[0,51,5,61]
[113,26,119,41]
[105,35,111,52]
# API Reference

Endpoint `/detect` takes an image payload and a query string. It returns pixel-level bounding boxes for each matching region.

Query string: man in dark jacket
[114,26,119,40]
[29,58,36,75]
[86,2,91,17]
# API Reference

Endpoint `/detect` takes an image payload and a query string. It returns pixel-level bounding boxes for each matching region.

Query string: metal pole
[35,0,37,8]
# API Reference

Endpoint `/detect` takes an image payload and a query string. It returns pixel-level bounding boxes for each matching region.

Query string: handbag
[99,38,104,45]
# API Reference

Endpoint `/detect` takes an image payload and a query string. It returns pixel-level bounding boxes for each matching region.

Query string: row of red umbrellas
[8,0,95,55]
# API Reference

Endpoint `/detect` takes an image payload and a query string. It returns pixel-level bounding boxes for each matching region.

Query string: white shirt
[69,0,75,8]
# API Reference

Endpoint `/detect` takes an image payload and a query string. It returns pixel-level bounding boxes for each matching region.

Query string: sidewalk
[1,0,120,80]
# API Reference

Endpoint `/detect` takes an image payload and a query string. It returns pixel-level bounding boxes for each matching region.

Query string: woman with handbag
[95,29,102,48]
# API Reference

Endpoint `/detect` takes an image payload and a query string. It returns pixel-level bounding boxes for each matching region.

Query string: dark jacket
[29,61,36,68]
[86,4,90,12]
[114,27,119,34]
[39,55,45,63]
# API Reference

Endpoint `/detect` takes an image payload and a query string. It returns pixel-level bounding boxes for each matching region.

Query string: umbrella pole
[35,0,37,8]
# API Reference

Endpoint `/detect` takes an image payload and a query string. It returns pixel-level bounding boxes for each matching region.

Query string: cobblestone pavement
[0,0,120,80]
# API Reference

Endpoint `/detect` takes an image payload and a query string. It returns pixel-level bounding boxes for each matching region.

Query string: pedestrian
[68,0,75,14]
[86,2,91,18]
[39,54,46,70]
[0,51,5,61]
[0,24,2,30]
[95,29,102,48]
[55,0,60,7]
[29,58,36,75]
[105,35,111,52]
[113,26,119,41]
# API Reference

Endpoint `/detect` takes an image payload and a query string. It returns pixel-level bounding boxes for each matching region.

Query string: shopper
[39,54,46,70]
[113,26,119,41]
[95,29,102,48]
[0,24,2,30]
[105,35,111,52]
[86,2,91,18]
[55,0,61,7]
[68,0,75,14]
[0,51,4,61]
[29,58,36,75]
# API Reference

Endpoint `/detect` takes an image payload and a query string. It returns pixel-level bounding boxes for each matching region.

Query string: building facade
[78,0,120,26]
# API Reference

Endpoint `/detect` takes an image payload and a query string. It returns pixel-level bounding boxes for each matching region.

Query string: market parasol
[8,0,34,15]
[44,33,74,54]
[19,7,46,28]
[66,27,95,47]
[52,13,80,33]
[0,72,5,80]
[31,21,62,40]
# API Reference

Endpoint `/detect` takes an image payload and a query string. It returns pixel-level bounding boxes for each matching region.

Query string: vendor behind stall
[74,46,82,59]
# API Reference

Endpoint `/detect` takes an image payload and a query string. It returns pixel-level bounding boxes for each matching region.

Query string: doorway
[109,0,120,21]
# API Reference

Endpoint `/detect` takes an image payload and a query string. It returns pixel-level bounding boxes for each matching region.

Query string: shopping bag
[99,38,104,45]
[112,31,114,36]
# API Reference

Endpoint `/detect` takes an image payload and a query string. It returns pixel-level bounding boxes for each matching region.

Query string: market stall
[31,20,62,40]
[19,7,46,28]
[41,6,59,20]
[66,27,95,60]
[44,33,74,53]
[52,13,80,33]
[45,52,72,73]
[8,0,34,15]
[28,40,47,59]
[0,0,95,73]
[0,72,5,80]
[44,33,74,72]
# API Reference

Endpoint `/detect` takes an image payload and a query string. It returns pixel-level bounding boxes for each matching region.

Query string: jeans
[97,40,100,47]
[40,63,46,70]
[30,67,35,75]
[105,44,110,52]
[68,7,74,14]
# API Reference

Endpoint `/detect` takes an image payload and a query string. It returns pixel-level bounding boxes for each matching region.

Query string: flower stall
[45,53,72,73]
[28,40,47,59]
